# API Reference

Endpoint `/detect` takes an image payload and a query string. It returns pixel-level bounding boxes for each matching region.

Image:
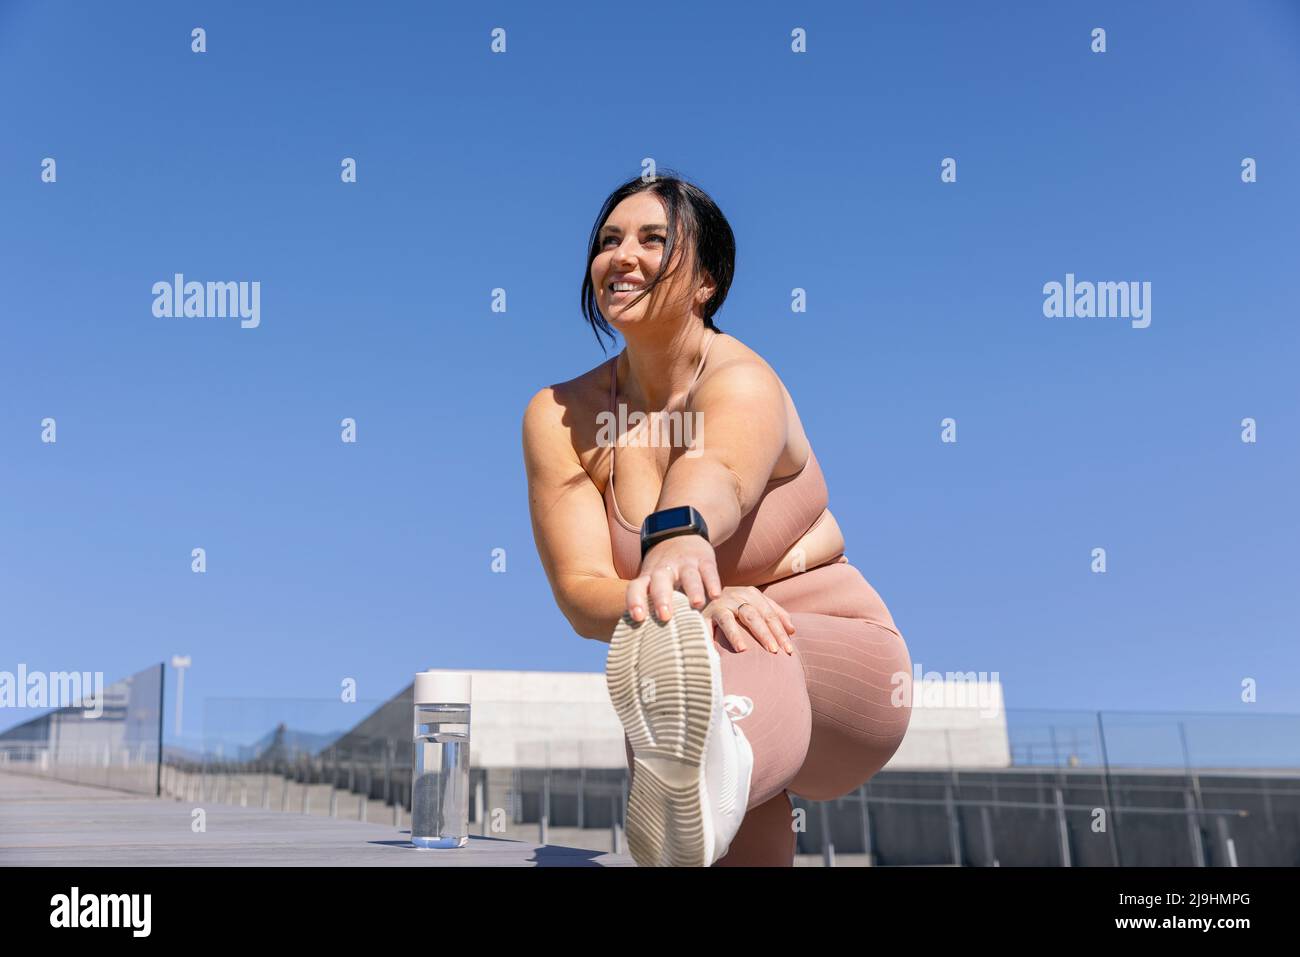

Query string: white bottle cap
[413,670,472,705]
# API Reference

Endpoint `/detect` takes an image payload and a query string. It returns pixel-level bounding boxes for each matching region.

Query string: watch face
[644,506,693,536]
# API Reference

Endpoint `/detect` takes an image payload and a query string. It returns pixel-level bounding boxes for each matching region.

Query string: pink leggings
[622,558,913,866]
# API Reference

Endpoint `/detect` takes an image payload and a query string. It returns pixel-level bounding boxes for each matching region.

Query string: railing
[161,743,416,827]
[8,685,1296,865]
[1004,708,1300,770]
[156,698,1299,866]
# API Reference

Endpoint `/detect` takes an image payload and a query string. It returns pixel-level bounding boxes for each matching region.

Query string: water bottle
[410,670,471,849]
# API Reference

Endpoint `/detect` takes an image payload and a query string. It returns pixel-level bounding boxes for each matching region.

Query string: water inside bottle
[411,703,470,848]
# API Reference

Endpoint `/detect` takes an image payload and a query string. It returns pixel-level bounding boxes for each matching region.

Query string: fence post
[1095,712,1122,867]
[820,800,835,867]
[979,805,998,866]
[329,748,338,818]
[351,753,360,820]
[540,769,551,842]
[387,738,397,826]
[860,786,874,867]
[578,763,585,831]
[385,740,396,824]
[1055,787,1072,867]
[540,767,550,846]
[1178,721,1207,867]
[610,794,620,854]
[1216,816,1239,867]
[1184,788,1206,866]
[359,759,367,823]
[945,777,962,866]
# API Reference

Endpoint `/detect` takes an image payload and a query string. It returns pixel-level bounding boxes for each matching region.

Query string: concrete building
[332,668,1011,773]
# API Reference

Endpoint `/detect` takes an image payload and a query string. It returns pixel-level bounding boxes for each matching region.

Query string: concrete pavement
[0,770,634,867]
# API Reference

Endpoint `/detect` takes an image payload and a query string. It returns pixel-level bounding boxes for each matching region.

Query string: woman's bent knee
[787,621,913,801]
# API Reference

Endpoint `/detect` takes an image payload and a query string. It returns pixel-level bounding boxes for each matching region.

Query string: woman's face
[592,192,697,329]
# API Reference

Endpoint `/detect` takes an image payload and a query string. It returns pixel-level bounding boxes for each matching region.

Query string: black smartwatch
[640,506,710,560]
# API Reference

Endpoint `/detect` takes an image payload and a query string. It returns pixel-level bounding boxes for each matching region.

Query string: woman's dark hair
[580,170,735,352]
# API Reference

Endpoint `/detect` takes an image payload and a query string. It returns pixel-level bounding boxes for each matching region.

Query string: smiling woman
[577,175,732,352]
[522,170,912,867]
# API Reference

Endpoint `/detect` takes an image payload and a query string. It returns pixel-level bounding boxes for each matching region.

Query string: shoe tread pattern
[607,590,716,867]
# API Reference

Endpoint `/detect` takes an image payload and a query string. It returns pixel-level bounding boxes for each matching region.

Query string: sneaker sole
[607,590,718,867]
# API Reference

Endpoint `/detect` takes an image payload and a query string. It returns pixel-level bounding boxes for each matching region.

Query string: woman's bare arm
[524,357,792,638]
[624,357,791,622]
[521,382,633,643]
[650,358,789,553]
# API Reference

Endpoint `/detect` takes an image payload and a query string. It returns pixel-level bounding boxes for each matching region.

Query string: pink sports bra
[602,332,834,582]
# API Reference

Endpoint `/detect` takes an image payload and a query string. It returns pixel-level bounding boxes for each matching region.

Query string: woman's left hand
[627,534,723,623]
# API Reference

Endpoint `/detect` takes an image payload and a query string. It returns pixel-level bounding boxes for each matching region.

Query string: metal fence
[148,699,1300,866]
[5,684,1297,865]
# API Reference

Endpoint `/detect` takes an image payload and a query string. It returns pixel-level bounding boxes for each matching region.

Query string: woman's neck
[618,323,714,413]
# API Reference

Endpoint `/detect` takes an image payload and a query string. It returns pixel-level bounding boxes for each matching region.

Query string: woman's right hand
[702,586,796,655]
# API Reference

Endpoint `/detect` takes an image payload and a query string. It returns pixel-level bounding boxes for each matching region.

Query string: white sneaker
[607,589,754,867]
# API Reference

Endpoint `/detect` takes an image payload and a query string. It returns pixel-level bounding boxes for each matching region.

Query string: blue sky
[1,0,1297,747]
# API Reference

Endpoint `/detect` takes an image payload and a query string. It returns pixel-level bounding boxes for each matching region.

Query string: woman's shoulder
[694,333,793,408]
[697,333,814,476]
[701,332,783,383]
[521,354,618,476]
[524,353,613,415]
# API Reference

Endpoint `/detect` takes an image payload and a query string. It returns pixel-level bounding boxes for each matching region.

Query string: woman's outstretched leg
[617,561,910,865]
